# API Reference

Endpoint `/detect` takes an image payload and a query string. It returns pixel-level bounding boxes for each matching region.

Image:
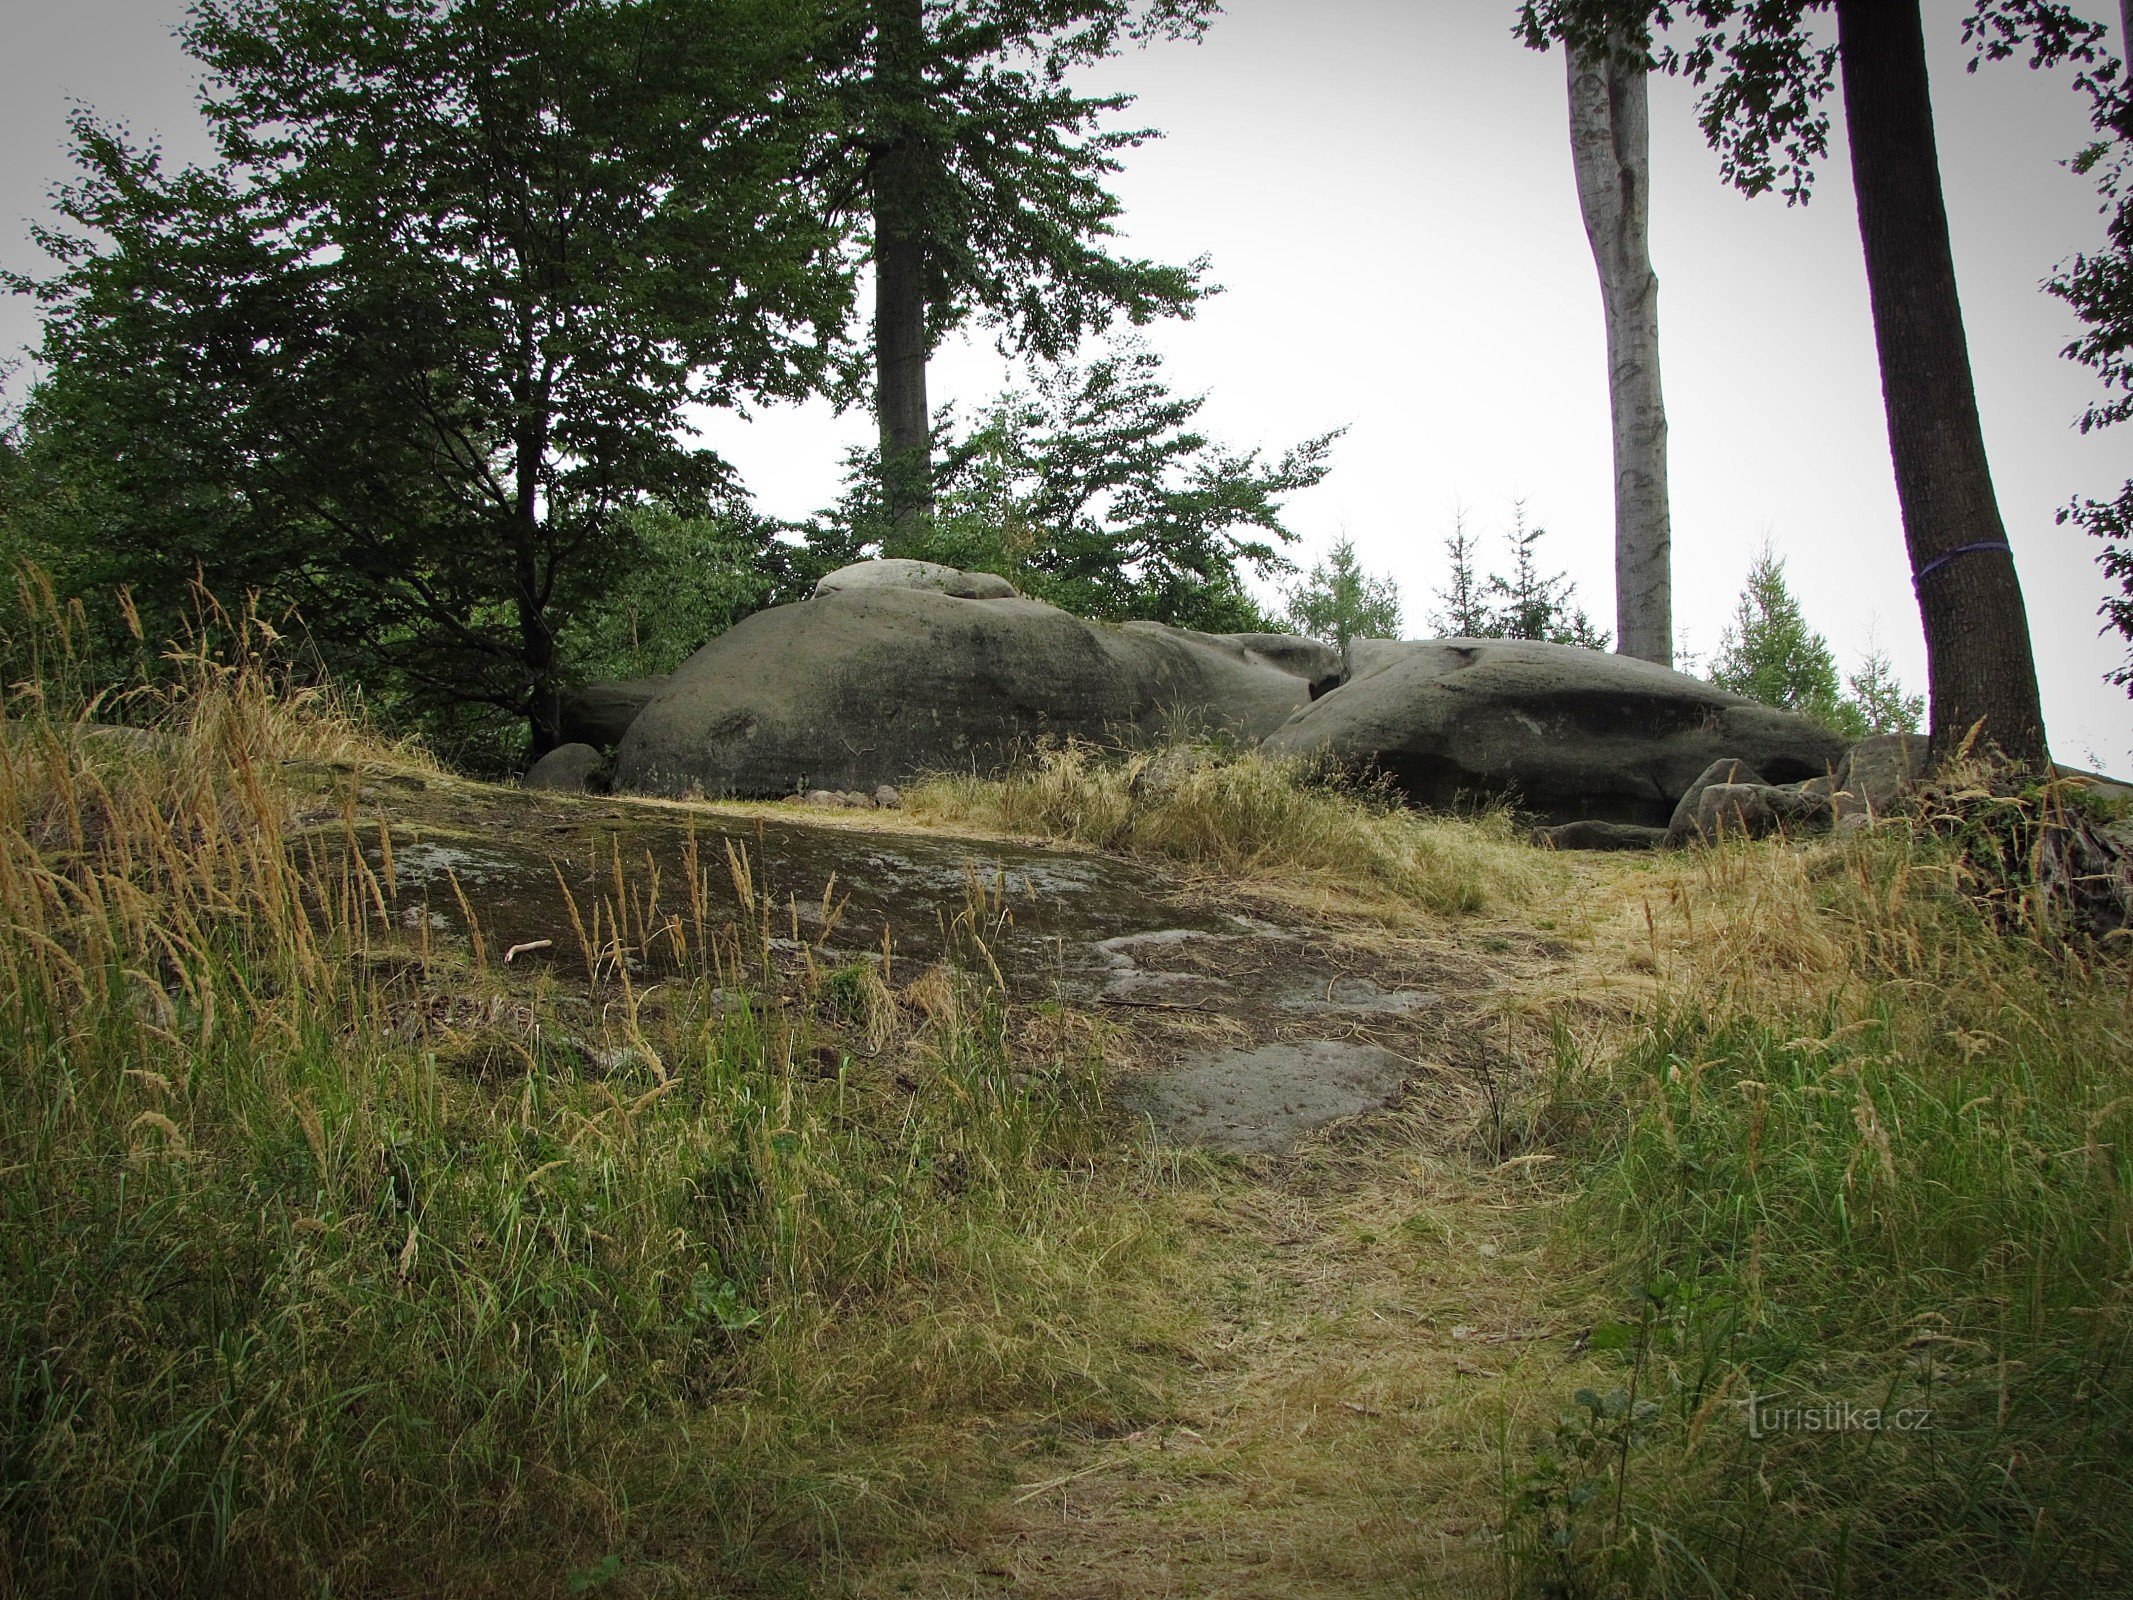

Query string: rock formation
[616,574,1335,799]
[1262,638,1847,828]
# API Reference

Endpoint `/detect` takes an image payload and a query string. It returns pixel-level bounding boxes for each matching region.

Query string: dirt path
[857,1143,1577,1600]
[824,868,1608,1598]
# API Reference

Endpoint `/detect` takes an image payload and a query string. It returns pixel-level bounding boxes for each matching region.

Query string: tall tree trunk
[1835,0,2050,769]
[1567,30,1673,667]
[870,0,932,548]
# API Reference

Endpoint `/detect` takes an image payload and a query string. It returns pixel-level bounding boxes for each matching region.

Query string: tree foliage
[826,0,1218,367]
[1709,546,1922,736]
[1428,502,1608,648]
[806,340,1338,631]
[2025,3,2133,691]
[560,509,803,683]
[823,0,1219,527]
[1282,537,1402,651]
[6,0,851,759]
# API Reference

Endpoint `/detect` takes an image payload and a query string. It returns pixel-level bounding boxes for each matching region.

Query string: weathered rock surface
[617,583,1326,799]
[1132,1041,1413,1155]
[812,557,1019,601]
[523,743,607,794]
[1263,639,1847,827]
[2059,765,2133,806]
[1539,820,1668,852]
[1665,758,1767,844]
[1837,732,1928,816]
[557,679,665,751]
[1672,780,1834,845]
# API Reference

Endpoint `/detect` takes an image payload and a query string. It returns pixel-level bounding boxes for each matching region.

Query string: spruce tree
[1283,537,1403,652]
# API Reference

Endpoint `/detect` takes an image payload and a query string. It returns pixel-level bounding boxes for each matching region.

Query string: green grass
[1507,819,2133,1597]
[11,583,2132,1598]
[0,605,1185,1597]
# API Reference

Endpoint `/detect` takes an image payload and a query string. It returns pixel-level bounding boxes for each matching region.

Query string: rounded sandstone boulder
[615,586,1325,799]
[524,743,608,794]
[1262,638,1848,828]
[811,557,1019,601]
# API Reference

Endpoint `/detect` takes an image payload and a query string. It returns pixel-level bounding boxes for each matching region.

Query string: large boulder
[615,584,1325,799]
[1262,638,1848,827]
[812,557,1018,601]
[557,678,666,751]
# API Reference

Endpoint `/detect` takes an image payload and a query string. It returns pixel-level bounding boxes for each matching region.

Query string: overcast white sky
[3,0,2129,766]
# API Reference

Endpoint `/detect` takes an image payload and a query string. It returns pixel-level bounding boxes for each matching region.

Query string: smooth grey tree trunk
[1834,0,2050,769]
[1567,31,1673,667]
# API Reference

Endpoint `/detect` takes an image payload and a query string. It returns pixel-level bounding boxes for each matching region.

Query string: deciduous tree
[9,0,849,757]
[1522,4,1674,666]
[1523,0,2058,767]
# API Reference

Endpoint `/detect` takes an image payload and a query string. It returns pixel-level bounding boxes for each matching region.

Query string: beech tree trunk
[1567,30,1673,667]
[870,0,933,546]
[1835,0,2050,769]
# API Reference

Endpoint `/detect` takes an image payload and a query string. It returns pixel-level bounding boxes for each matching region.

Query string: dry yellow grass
[906,741,1545,922]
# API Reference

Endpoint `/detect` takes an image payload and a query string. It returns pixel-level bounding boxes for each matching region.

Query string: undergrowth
[0,587,1179,1597]
[1509,812,2133,1597]
[908,739,1542,916]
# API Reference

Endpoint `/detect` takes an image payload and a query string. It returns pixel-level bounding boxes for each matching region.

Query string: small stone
[873,784,904,809]
[523,743,607,794]
[844,791,877,809]
[1538,820,1667,852]
[804,789,845,808]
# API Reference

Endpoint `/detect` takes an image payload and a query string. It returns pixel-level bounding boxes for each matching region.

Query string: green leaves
[808,339,1337,630]
[839,0,1218,352]
[1707,544,1921,734]
[1282,537,1402,650]
[18,0,854,762]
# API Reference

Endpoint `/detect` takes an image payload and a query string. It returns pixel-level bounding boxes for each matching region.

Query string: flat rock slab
[335,805,1232,987]
[1135,1041,1414,1155]
[1274,976,1439,1017]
